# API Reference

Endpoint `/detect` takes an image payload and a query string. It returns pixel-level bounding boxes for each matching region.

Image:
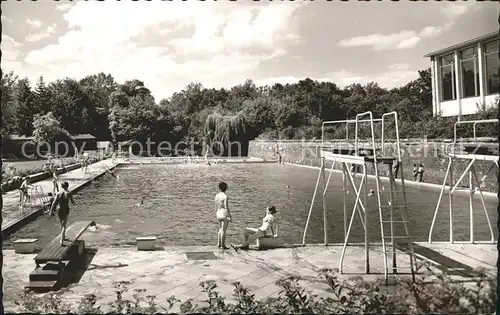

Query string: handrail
[381,112,400,160]
[354,112,375,157]
[321,118,383,143]
[452,119,498,154]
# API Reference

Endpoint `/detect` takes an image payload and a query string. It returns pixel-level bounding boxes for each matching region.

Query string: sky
[2,1,498,102]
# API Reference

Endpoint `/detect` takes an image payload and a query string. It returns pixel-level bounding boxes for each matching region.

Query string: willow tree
[204,111,247,156]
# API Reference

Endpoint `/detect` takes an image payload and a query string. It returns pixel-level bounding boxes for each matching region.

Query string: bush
[1,155,106,194]
[13,266,495,314]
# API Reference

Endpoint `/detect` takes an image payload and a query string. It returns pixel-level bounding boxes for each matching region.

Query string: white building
[425,32,499,118]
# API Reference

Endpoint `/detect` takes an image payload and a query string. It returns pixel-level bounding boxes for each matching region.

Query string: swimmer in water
[136,197,145,206]
[367,189,375,196]
[105,167,117,178]
[285,185,290,189]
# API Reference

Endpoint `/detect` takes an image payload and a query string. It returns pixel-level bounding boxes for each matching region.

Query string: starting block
[137,236,156,251]
[14,239,38,254]
[256,235,281,250]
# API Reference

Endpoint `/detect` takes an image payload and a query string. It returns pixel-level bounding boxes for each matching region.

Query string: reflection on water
[5,163,498,248]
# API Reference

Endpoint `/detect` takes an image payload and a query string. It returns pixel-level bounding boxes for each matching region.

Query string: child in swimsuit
[43,193,55,214]
[19,177,31,205]
[214,182,232,249]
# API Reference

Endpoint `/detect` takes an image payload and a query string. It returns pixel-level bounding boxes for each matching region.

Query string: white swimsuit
[215,193,228,220]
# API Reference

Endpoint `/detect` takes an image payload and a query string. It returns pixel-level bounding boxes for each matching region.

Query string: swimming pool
[4,163,498,248]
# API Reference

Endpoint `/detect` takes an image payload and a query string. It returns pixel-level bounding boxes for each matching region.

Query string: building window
[440,54,456,101]
[460,47,479,98]
[484,40,499,95]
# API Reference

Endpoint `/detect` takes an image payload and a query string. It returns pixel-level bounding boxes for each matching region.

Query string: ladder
[376,161,416,283]
[376,112,416,283]
[335,111,417,284]
[26,186,50,209]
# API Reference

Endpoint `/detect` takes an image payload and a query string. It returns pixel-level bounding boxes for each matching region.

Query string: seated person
[231,205,279,251]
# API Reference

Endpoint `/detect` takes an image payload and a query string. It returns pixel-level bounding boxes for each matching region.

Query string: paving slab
[4,242,495,313]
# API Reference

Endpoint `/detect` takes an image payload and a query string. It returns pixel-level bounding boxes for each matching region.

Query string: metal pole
[428,160,451,243]
[339,169,365,274]
[364,163,369,273]
[449,157,454,243]
[469,167,474,243]
[451,159,475,193]
[343,163,347,241]
[389,166,396,273]
[302,167,322,245]
[471,165,495,242]
[321,158,328,246]
[345,164,366,228]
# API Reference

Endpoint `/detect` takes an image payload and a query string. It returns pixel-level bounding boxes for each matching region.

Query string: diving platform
[320,149,396,165]
[303,111,416,284]
[429,119,498,244]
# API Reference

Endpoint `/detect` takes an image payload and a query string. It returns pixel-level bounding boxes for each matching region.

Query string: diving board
[34,220,95,265]
[320,150,396,165]
[27,220,96,292]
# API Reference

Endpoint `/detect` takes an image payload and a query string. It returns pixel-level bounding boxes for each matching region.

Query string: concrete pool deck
[2,159,120,236]
[3,241,496,313]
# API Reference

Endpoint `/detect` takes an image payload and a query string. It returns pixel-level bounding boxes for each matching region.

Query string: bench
[27,220,95,292]
[256,235,282,250]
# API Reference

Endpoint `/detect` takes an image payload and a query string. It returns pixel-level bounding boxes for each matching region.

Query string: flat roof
[424,32,499,58]
[72,134,96,140]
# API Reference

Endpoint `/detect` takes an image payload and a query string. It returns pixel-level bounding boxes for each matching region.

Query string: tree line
[1,69,497,156]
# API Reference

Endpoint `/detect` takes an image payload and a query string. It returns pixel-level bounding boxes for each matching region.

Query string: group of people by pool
[214,181,279,251]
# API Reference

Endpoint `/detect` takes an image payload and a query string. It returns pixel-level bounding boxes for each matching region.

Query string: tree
[0,71,18,136]
[108,81,160,146]
[79,73,118,140]
[204,111,247,155]
[14,78,35,135]
[33,76,52,114]
[49,78,87,135]
[32,112,72,154]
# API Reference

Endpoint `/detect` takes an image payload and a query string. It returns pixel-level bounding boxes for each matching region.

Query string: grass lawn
[4,158,78,173]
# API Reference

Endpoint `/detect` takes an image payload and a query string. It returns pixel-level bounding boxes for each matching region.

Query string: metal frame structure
[302,111,416,283]
[428,119,498,244]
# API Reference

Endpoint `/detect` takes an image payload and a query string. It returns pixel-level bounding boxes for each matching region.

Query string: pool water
[4,163,498,248]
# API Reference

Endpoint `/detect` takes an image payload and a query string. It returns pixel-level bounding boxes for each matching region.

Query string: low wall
[248,140,499,193]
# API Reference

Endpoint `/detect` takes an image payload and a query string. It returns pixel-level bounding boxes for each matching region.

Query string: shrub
[13,266,496,314]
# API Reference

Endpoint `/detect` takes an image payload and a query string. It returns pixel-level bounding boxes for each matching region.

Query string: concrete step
[29,269,61,282]
[25,280,58,292]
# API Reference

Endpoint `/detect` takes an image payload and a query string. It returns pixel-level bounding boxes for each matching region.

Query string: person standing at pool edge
[215,182,232,249]
[50,181,76,246]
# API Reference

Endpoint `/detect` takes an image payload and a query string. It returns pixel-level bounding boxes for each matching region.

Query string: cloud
[24,1,304,100]
[338,30,423,51]
[338,2,473,51]
[1,35,24,75]
[26,18,42,28]
[328,66,419,88]
[25,23,57,42]
[2,15,12,24]
[56,3,73,11]
[254,64,418,89]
